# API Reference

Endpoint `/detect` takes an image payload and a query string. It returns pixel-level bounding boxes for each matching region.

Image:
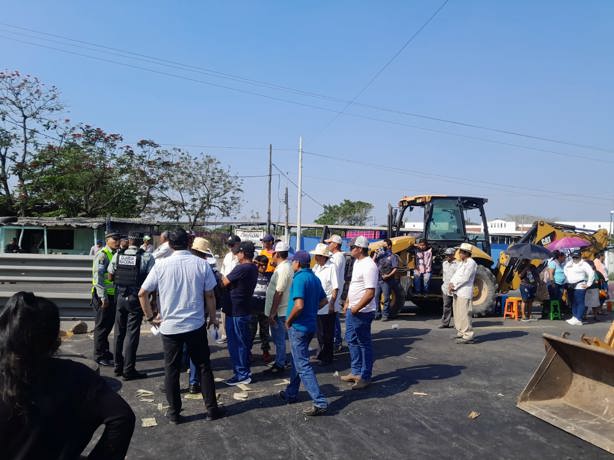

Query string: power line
[302,150,613,204]
[0,23,612,156]
[0,31,609,163]
[271,162,324,208]
[315,0,449,137]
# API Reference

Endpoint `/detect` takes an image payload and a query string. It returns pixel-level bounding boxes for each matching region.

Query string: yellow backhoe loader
[382,195,609,315]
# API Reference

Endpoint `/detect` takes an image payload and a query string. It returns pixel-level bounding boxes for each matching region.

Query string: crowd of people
[1,227,610,458]
[85,228,384,428]
[515,249,609,326]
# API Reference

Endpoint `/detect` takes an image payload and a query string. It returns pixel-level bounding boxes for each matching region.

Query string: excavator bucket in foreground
[517,333,614,454]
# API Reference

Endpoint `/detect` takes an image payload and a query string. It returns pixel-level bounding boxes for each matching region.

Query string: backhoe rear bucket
[517,333,614,454]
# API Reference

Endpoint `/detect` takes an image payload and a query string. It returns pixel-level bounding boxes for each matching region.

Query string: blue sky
[1,1,613,225]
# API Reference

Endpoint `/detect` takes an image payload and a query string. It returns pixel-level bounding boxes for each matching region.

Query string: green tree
[0,70,64,215]
[315,199,374,226]
[26,125,143,217]
[149,151,243,229]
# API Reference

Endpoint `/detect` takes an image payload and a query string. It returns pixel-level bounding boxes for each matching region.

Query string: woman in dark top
[518,259,539,321]
[0,292,135,460]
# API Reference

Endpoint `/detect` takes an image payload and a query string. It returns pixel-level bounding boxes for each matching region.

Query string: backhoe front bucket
[517,333,614,454]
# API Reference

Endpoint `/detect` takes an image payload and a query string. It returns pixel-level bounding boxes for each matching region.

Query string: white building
[555,221,612,232]
[405,219,613,236]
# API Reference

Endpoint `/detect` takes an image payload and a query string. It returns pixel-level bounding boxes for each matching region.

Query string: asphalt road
[60,311,614,460]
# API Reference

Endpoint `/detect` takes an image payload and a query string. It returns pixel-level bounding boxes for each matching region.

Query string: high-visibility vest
[92,246,115,295]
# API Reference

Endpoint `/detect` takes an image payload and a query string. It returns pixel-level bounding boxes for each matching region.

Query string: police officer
[109,232,155,380]
[92,231,121,366]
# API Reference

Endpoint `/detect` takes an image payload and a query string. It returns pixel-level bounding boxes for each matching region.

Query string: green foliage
[25,126,139,217]
[147,151,243,229]
[1,70,244,221]
[315,199,374,226]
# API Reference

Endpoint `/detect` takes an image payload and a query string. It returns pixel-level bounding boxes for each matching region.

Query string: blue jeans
[375,278,399,318]
[270,316,287,367]
[571,289,586,321]
[413,272,431,294]
[189,358,200,385]
[225,315,252,381]
[547,283,563,302]
[334,314,342,346]
[345,309,374,380]
[285,327,328,408]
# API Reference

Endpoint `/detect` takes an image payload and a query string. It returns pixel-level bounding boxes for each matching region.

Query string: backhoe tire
[471,265,496,316]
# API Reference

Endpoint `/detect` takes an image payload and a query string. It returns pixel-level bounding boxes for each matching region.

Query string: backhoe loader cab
[385,195,496,315]
[392,195,491,254]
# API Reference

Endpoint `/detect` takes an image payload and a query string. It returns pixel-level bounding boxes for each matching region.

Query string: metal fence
[0,253,94,318]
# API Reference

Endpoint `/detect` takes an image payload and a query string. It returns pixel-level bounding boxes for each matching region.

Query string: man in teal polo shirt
[280,250,329,416]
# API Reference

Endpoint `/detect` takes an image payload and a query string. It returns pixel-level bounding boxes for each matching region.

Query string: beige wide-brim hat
[192,237,211,253]
[309,243,332,258]
[459,242,473,254]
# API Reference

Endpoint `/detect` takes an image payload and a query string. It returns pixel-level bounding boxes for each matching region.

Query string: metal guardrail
[0,254,94,319]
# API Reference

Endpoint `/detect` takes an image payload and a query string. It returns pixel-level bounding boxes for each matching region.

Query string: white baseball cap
[273,241,290,252]
[309,243,332,257]
[324,234,342,244]
[350,236,370,248]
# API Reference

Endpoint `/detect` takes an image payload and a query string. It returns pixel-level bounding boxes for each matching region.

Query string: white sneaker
[572,317,583,326]
[565,318,574,325]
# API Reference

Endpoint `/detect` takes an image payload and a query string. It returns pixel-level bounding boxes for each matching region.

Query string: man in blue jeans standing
[341,236,378,390]
[265,241,294,374]
[280,250,329,416]
[222,241,258,385]
[373,238,399,321]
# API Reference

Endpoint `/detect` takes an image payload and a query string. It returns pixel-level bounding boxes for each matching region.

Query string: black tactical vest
[114,250,144,288]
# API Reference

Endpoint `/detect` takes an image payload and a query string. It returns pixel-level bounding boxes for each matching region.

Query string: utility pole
[267,144,272,235]
[284,186,289,244]
[296,136,303,250]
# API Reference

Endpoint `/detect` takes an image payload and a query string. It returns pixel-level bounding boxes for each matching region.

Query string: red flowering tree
[0,70,64,215]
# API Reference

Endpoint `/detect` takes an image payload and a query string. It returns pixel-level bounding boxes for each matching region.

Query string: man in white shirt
[138,228,223,424]
[341,236,378,390]
[439,247,458,329]
[563,251,595,325]
[264,241,294,373]
[310,243,339,365]
[152,231,173,260]
[448,243,477,344]
[326,234,346,351]
[221,235,241,276]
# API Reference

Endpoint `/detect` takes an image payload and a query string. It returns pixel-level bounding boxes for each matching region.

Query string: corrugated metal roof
[0,217,157,228]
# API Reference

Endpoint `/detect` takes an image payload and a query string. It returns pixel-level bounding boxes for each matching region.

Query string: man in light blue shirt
[139,228,223,424]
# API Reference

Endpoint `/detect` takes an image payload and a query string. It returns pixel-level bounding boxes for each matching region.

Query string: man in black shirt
[222,241,258,386]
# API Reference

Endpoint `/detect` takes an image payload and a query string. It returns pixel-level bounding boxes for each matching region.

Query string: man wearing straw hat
[310,243,339,365]
[447,243,477,344]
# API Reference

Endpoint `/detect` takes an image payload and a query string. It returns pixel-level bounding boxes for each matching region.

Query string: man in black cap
[218,234,241,343]
[259,234,276,273]
[222,241,258,385]
[108,232,155,379]
[91,231,121,366]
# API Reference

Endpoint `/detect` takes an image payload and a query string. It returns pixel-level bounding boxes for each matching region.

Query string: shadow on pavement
[327,363,465,414]
[135,352,164,362]
[474,330,528,343]
[473,320,504,327]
